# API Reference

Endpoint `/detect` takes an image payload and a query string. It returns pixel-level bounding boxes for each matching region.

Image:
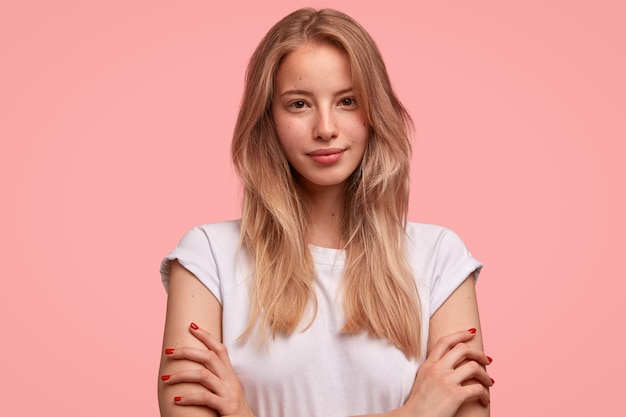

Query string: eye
[339,97,357,107]
[288,100,307,109]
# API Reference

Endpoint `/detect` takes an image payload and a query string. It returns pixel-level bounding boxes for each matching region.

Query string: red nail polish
[174,396,182,402]
[165,348,175,355]
[468,328,477,334]
[161,375,170,381]
[190,322,199,330]
[490,377,495,384]
[487,356,493,363]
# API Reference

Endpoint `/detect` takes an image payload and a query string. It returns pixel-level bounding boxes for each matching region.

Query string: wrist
[379,406,412,417]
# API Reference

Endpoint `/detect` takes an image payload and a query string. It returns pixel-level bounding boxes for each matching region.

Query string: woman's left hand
[161,323,256,417]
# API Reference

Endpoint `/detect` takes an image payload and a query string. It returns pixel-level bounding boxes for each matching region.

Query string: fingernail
[468,328,477,334]
[190,322,199,330]
[487,356,493,363]
[490,377,495,384]
[161,375,170,381]
[164,348,175,355]
[174,396,182,402]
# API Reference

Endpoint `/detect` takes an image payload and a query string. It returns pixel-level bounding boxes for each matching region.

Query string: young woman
[158,8,492,417]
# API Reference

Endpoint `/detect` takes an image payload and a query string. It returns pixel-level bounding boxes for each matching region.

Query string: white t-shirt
[161,220,482,417]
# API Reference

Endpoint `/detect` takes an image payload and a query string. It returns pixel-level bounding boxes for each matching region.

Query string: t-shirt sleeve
[429,228,482,315]
[160,226,222,304]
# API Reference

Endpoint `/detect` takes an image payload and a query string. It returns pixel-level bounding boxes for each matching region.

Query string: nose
[313,110,338,141]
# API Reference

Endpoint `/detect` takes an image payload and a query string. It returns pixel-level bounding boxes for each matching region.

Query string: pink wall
[1,1,624,415]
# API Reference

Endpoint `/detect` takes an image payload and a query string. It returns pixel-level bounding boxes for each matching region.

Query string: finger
[173,390,222,410]
[459,382,491,408]
[451,359,494,388]
[440,342,491,369]
[189,323,234,368]
[174,390,243,416]
[163,367,224,394]
[427,328,477,362]
[164,346,228,379]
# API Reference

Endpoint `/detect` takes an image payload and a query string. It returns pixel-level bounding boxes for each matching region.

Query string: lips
[306,148,345,165]
[307,148,344,156]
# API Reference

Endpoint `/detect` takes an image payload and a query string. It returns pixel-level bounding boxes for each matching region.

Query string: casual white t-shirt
[161,220,482,417]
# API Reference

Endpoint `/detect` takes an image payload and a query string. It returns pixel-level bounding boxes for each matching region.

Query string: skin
[271,44,368,191]
[158,42,492,417]
[271,42,369,247]
[158,261,222,417]
[364,277,492,417]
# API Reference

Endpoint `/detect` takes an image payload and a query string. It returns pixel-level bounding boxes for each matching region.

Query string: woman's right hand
[397,329,493,417]
[161,323,256,417]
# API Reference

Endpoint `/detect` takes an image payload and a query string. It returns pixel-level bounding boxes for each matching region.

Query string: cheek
[273,114,293,139]
[349,112,369,137]
[275,126,292,148]
[274,127,294,155]
[276,121,305,149]
[351,118,370,143]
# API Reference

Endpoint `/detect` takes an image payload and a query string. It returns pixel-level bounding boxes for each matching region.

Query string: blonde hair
[231,8,421,358]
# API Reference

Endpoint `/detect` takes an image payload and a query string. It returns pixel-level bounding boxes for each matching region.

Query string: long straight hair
[231,8,421,358]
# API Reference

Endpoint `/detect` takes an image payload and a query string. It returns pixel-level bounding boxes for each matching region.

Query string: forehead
[274,43,352,91]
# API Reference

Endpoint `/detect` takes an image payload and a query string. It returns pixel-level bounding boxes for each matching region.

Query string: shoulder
[160,220,243,294]
[183,219,241,245]
[405,221,480,270]
[405,222,470,256]
[168,220,242,256]
[405,222,482,314]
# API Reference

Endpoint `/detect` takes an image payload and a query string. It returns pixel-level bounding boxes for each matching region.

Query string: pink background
[1,0,624,415]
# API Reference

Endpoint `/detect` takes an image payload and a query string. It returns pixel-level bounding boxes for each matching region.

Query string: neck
[301,184,346,248]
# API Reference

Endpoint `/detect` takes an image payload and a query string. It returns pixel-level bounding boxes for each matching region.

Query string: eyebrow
[279,87,355,98]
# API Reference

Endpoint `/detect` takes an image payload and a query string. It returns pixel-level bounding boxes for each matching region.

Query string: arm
[355,275,491,417]
[160,265,489,417]
[427,275,491,417]
[158,260,222,417]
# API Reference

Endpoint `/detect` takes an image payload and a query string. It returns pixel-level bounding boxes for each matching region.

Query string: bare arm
[159,267,489,417]
[357,275,491,417]
[158,260,222,417]
[427,275,490,417]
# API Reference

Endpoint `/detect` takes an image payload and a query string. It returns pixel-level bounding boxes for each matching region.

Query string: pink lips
[307,148,345,165]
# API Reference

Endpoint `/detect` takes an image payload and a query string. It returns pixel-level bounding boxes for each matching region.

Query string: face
[271,43,369,193]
